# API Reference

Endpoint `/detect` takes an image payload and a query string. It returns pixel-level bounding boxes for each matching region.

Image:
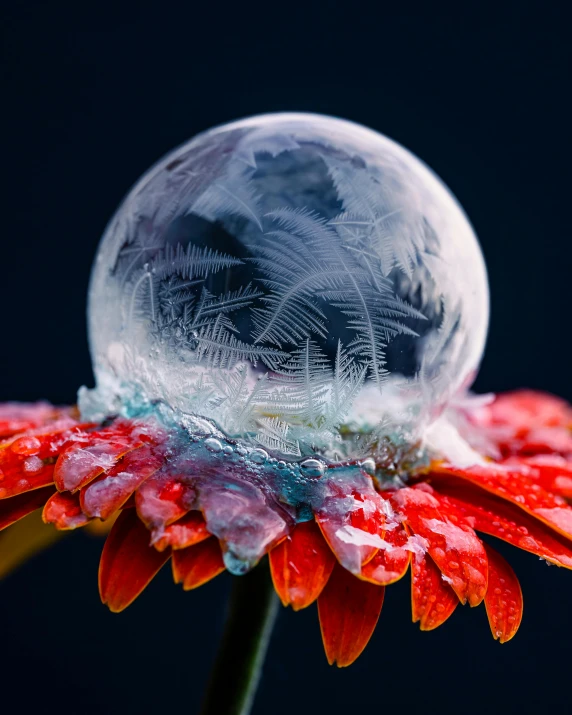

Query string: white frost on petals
[335,525,393,550]
[423,517,481,554]
[423,414,485,467]
[403,533,429,559]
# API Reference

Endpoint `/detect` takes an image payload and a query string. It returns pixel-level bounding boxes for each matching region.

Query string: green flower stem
[200,558,279,715]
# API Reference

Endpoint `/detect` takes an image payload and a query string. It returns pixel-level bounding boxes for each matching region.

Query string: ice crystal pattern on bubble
[89,115,488,459]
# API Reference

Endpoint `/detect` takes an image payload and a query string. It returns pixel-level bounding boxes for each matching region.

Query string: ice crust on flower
[86,113,488,461]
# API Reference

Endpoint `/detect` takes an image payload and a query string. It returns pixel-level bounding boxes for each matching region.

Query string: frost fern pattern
[110,131,439,456]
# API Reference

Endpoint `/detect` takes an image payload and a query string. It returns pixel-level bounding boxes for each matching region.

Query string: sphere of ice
[86,113,489,461]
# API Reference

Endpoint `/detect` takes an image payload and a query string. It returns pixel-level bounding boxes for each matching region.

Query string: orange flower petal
[359,522,411,586]
[0,402,76,438]
[434,462,572,540]
[0,485,55,530]
[391,486,488,606]
[517,427,572,457]
[42,491,91,530]
[135,472,193,535]
[483,543,523,643]
[269,520,335,610]
[172,537,226,590]
[318,562,385,667]
[99,509,171,612]
[153,511,210,552]
[507,455,572,499]
[0,419,98,498]
[80,443,165,519]
[477,390,572,431]
[197,476,292,571]
[315,468,387,573]
[0,461,55,499]
[54,419,157,492]
[432,478,572,569]
[411,551,459,631]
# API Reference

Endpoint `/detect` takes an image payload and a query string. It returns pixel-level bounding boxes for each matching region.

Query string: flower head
[1,389,571,666]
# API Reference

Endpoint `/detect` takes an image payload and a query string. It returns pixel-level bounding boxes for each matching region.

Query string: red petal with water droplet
[429,478,572,569]
[42,491,91,530]
[0,462,55,499]
[505,455,572,499]
[135,472,194,537]
[54,421,151,493]
[391,486,488,606]
[172,537,225,590]
[80,444,165,519]
[318,562,385,667]
[0,486,55,530]
[359,522,411,586]
[315,468,386,573]
[269,520,335,610]
[0,403,76,438]
[0,423,91,499]
[475,390,572,431]
[153,511,210,552]
[99,509,171,612]
[197,476,292,571]
[516,427,572,457]
[483,543,523,643]
[433,462,572,540]
[411,550,459,631]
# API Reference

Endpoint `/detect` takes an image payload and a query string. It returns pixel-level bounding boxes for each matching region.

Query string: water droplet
[361,458,376,475]
[299,459,325,478]
[277,461,286,469]
[223,445,234,455]
[236,446,247,456]
[448,560,459,570]
[23,456,44,474]
[11,436,42,456]
[204,438,223,453]
[250,448,268,464]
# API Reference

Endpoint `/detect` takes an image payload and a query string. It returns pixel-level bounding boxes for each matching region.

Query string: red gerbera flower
[2,113,570,715]
[2,389,571,668]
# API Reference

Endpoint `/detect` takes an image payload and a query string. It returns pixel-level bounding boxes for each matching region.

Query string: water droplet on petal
[250,448,268,464]
[11,436,42,455]
[204,438,223,453]
[23,456,44,474]
[299,458,325,478]
[361,458,376,475]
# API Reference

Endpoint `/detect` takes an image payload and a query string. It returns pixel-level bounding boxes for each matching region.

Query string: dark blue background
[1,2,570,714]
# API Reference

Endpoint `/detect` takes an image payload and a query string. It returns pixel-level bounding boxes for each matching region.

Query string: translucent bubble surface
[85,113,489,461]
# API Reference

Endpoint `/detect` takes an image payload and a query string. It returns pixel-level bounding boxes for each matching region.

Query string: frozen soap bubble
[85,113,489,462]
